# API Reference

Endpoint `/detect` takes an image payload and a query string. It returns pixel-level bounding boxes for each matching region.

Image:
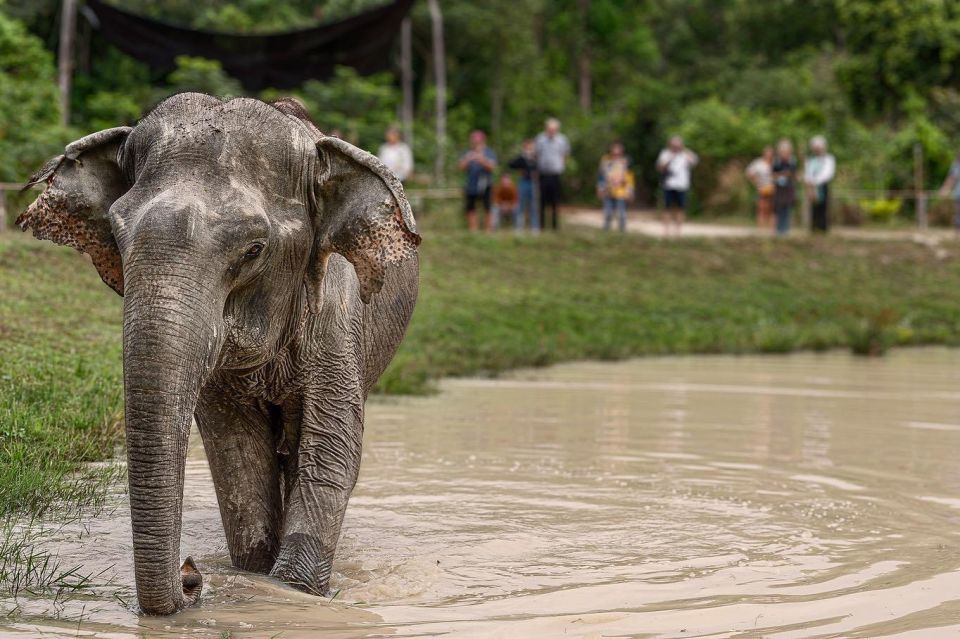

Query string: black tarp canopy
[83,0,415,91]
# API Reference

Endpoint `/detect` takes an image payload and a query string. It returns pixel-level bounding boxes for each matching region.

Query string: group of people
[377,120,838,237]
[746,136,836,235]
[457,117,571,233]
[595,135,698,235]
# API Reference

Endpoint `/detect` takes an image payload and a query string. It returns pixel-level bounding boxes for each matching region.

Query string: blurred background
[3,0,960,224]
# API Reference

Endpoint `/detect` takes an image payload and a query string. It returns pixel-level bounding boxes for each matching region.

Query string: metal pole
[58,0,78,127]
[400,17,415,150]
[914,143,928,230]
[799,143,810,231]
[427,0,446,186]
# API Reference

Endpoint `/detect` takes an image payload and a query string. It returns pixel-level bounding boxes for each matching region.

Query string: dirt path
[564,206,957,242]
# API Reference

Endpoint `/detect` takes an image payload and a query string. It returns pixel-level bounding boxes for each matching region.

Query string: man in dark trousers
[804,135,836,233]
[534,117,570,231]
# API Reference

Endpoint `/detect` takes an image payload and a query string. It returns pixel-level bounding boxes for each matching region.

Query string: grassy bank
[0,238,123,517]
[376,225,960,392]
[5,224,960,515]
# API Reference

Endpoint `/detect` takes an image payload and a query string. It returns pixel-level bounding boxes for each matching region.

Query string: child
[597,142,634,232]
[492,174,520,233]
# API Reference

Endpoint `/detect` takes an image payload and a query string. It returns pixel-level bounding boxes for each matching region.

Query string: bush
[858,198,902,224]
[264,66,399,152]
[0,10,71,181]
[165,56,244,98]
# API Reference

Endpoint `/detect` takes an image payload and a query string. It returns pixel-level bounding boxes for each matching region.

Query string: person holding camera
[656,135,698,237]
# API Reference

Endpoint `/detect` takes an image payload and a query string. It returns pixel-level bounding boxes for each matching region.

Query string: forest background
[2,0,959,219]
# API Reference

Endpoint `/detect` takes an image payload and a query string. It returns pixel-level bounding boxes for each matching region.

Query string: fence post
[799,144,810,231]
[0,188,7,233]
[914,143,928,231]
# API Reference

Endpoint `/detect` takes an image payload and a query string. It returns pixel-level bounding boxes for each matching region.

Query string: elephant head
[17,93,419,614]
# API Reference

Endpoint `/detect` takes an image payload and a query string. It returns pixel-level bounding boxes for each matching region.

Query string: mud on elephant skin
[16,93,420,615]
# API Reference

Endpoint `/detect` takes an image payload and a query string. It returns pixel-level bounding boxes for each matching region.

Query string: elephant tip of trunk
[181,556,203,604]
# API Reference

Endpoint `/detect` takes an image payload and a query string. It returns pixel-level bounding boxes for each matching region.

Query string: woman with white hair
[804,135,836,233]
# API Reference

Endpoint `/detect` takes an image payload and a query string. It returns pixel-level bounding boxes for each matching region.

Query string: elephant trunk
[122,261,220,615]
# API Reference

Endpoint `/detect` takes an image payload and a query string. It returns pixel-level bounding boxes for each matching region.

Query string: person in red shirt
[492,174,520,233]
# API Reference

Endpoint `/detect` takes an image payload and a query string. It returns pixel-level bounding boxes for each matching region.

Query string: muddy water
[8,349,960,638]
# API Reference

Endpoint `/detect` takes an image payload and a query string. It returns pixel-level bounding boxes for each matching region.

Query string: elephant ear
[308,135,420,310]
[16,127,131,295]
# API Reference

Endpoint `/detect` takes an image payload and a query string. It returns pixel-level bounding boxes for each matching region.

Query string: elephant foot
[181,556,203,604]
[269,533,331,596]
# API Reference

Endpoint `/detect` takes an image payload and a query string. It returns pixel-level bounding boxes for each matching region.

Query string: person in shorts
[746,145,775,231]
[656,135,698,237]
[458,130,497,232]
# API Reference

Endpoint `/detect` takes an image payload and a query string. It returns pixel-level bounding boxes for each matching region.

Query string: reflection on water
[6,349,960,637]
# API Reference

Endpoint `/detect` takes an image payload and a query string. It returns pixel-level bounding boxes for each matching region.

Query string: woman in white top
[746,145,775,231]
[656,135,699,237]
[377,127,414,182]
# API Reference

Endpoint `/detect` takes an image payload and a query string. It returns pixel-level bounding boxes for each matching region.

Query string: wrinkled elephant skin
[16,93,420,615]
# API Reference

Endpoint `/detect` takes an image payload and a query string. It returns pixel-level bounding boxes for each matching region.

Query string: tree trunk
[58,0,77,126]
[577,0,592,112]
[400,17,415,149]
[428,0,447,185]
[491,48,503,150]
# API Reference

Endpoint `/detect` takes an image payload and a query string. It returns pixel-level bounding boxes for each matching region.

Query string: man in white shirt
[377,127,414,182]
[534,117,571,231]
[804,135,836,233]
[656,135,698,237]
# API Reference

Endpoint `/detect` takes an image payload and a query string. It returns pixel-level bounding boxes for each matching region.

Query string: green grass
[375,217,960,393]
[6,220,960,516]
[0,237,124,517]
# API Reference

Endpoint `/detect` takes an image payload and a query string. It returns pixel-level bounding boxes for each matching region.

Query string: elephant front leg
[195,389,283,574]
[269,389,364,596]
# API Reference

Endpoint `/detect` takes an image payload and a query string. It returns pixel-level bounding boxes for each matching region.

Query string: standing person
[597,142,634,232]
[377,126,414,182]
[535,117,570,231]
[746,145,775,231]
[508,139,539,233]
[804,135,836,233]
[492,174,520,233]
[772,139,797,236]
[656,135,698,237]
[458,130,497,232]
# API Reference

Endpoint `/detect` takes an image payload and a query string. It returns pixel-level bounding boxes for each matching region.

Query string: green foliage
[858,198,902,223]
[676,99,772,162]
[0,8,69,181]
[4,0,960,201]
[376,215,960,393]
[166,55,243,98]
[264,66,399,150]
[0,237,124,516]
[835,0,960,118]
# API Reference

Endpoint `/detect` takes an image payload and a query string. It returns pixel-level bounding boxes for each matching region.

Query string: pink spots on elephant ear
[16,177,124,295]
[333,202,419,304]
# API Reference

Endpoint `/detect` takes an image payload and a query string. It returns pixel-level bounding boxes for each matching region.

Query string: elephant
[16,92,420,614]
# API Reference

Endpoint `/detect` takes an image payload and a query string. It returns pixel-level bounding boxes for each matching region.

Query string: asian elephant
[16,93,420,614]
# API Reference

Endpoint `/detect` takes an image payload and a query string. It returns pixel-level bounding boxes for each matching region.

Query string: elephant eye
[244,243,264,259]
